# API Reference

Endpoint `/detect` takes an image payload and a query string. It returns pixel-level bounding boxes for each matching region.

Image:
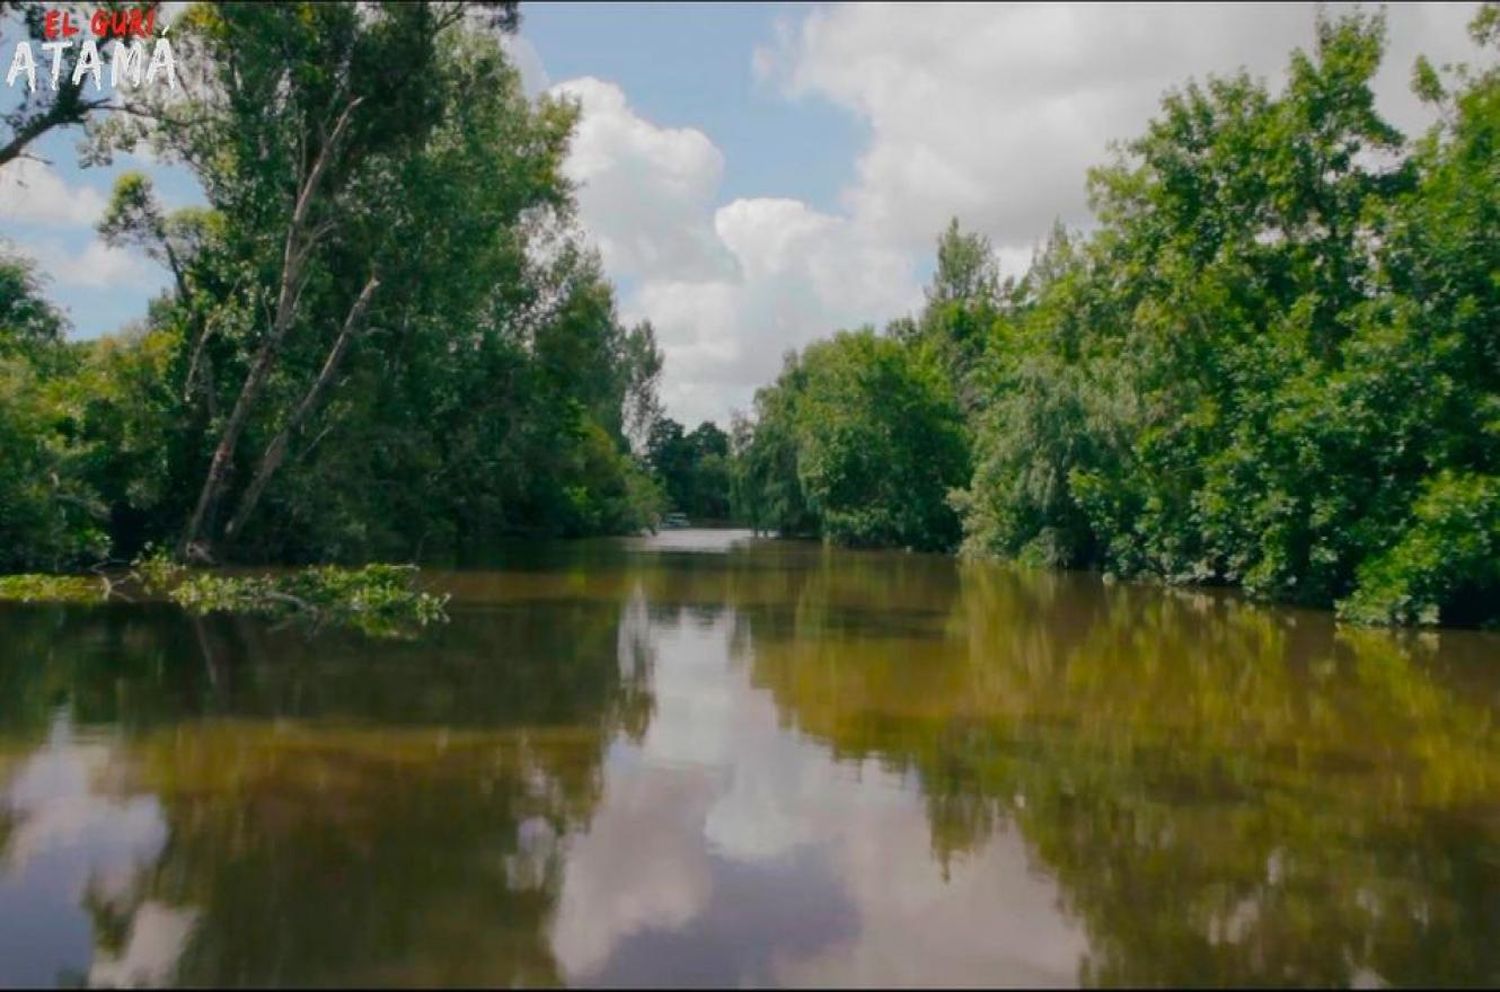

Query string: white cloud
[769,798,1088,988]
[543,2,1484,426]
[757,2,1484,257]
[0,159,108,227]
[27,238,151,289]
[2,734,163,877]
[551,77,738,286]
[550,762,718,977]
[548,78,919,425]
[639,197,917,423]
[88,903,198,989]
[502,34,550,97]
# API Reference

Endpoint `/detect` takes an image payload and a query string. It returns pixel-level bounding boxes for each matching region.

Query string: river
[1,529,1497,986]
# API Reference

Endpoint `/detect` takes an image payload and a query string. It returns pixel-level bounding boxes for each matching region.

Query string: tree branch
[180,95,365,556]
[223,272,381,542]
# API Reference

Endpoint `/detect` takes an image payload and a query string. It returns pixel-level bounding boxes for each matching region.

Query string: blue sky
[522,2,864,211]
[3,2,865,349]
[1,2,1487,425]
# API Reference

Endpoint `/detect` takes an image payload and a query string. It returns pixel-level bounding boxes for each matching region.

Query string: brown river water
[1,529,1498,987]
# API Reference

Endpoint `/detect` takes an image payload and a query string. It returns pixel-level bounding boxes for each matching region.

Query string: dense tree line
[733,327,969,550]
[5,4,1498,626]
[0,2,665,569]
[645,417,732,521]
[736,8,1500,626]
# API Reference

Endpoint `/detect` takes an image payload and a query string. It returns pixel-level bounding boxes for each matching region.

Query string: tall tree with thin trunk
[90,2,522,558]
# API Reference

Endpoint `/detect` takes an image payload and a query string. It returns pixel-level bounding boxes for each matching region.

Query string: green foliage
[734,220,1000,551]
[0,249,65,360]
[948,8,1500,625]
[0,574,106,603]
[0,3,665,569]
[130,542,186,593]
[734,355,820,538]
[912,218,1006,413]
[1338,472,1500,626]
[738,330,970,551]
[0,250,110,571]
[167,564,449,639]
[0,545,447,637]
[646,417,732,520]
[795,331,969,550]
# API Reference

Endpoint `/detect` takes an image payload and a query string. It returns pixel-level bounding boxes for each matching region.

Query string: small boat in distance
[661,512,691,529]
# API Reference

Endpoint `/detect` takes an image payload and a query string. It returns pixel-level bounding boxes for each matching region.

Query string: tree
[86,2,524,558]
[0,249,107,569]
[0,246,64,358]
[645,417,733,520]
[736,351,819,539]
[953,6,1500,624]
[912,218,1004,414]
[46,2,663,565]
[685,421,731,519]
[736,329,969,551]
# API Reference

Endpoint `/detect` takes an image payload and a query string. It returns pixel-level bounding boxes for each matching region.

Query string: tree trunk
[223,273,380,544]
[178,98,363,558]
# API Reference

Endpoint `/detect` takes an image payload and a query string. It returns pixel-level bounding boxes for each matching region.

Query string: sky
[0,1,1488,427]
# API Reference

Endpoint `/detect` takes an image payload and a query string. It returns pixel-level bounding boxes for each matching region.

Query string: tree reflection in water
[0,592,654,987]
[732,555,1500,987]
[1,538,1498,986]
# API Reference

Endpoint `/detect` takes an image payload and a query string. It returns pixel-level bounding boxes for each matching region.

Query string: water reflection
[0,593,647,986]
[734,558,1500,986]
[0,714,169,988]
[1,532,1498,986]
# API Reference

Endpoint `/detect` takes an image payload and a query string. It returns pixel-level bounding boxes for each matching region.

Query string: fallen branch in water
[0,574,106,604]
[0,554,448,639]
[153,562,449,639]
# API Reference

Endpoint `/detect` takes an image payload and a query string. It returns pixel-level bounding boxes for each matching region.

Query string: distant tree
[646,417,733,519]
[736,330,969,551]
[0,248,63,358]
[686,421,731,519]
[914,218,1004,413]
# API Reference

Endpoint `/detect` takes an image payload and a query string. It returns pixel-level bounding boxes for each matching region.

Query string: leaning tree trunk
[178,98,362,559]
[222,272,380,544]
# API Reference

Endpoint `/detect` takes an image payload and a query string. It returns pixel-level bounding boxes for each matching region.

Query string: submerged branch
[0,559,448,639]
